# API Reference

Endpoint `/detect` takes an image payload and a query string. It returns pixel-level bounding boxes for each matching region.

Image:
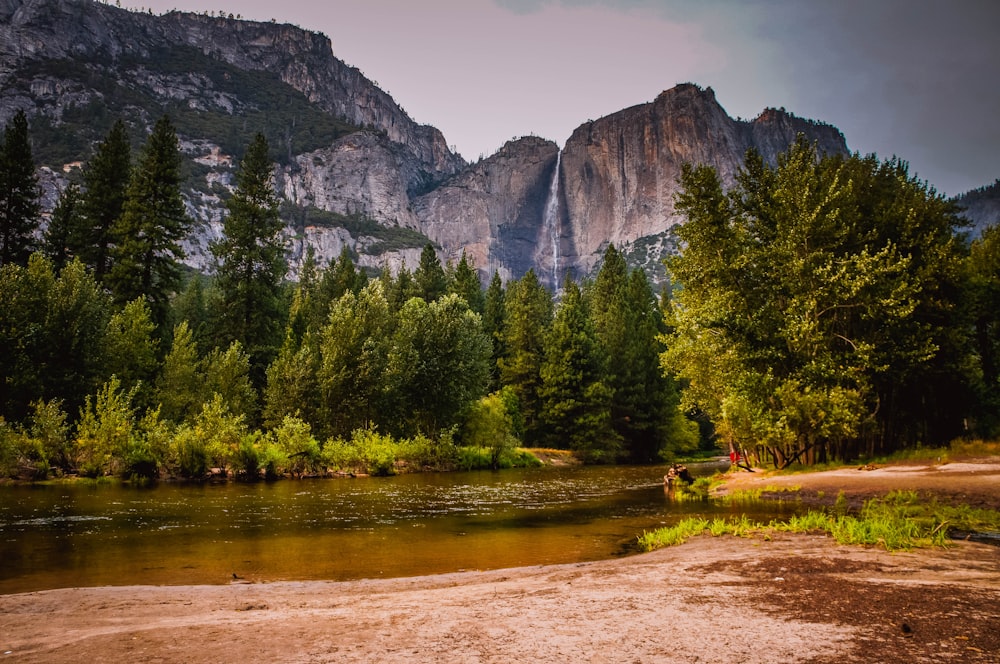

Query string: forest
[1,111,998,481]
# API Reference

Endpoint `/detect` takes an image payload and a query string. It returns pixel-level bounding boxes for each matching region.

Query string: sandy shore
[2,459,999,664]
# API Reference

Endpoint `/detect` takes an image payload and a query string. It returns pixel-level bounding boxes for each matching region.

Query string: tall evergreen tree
[539,279,620,460]
[107,115,190,328]
[414,243,447,302]
[43,183,81,272]
[449,251,485,314]
[210,133,287,384]
[482,271,506,390]
[0,110,40,267]
[156,321,203,423]
[498,269,552,444]
[965,225,1000,435]
[79,119,131,282]
[590,244,683,462]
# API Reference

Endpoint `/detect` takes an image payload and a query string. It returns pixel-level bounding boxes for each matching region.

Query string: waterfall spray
[543,150,562,287]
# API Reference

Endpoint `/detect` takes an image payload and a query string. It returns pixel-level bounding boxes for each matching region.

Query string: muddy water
[0,462,798,593]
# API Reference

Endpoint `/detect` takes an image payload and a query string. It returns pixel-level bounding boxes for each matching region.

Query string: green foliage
[413,243,447,302]
[74,376,140,477]
[316,281,394,438]
[183,394,247,475]
[17,46,360,168]
[642,492,1000,553]
[262,333,320,429]
[156,322,203,423]
[0,110,40,267]
[664,138,970,466]
[637,518,710,550]
[211,133,286,384]
[449,251,485,314]
[0,255,112,422]
[388,294,491,436]
[539,279,621,461]
[107,115,191,327]
[78,120,131,282]
[965,225,1000,436]
[499,269,552,444]
[42,183,80,271]
[104,298,159,408]
[271,416,321,477]
[461,389,519,469]
[201,341,258,422]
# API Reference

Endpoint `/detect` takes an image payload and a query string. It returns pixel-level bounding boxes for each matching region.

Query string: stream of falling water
[543,150,562,287]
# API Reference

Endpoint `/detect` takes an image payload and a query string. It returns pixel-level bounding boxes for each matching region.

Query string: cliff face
[2,1,861,287]
[417,85,849,288]
[557,85,849,281]
[0,0,463,180]
[414,137,559,283]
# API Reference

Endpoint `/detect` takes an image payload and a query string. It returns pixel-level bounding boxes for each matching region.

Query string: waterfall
[543,150,562,287]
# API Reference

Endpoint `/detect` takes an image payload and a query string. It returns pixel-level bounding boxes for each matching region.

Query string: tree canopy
[662,138,970,467]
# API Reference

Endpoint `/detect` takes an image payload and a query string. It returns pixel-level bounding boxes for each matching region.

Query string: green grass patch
[638,490,1000,553]
[637,518,710,550]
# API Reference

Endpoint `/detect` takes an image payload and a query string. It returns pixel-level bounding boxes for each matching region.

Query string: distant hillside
[955,180,1000,237]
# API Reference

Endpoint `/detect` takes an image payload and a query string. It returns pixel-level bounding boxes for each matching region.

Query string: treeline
[664,137,1000,468]
[0,112,696,481]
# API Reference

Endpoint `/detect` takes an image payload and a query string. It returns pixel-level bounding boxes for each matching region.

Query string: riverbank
[2,534,997,663]
[2,459,999,663]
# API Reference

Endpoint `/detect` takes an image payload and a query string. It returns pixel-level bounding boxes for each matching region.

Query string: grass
[637,489,1000,553]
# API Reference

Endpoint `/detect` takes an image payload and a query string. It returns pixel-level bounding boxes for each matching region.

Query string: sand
[2,458,998,663]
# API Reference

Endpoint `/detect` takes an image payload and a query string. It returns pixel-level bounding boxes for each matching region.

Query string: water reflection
[0,463,797,593]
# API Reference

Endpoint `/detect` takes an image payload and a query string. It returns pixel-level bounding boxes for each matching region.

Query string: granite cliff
[0,0,883,287]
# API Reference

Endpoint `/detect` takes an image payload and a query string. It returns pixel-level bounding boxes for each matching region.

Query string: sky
[124,0,998,196]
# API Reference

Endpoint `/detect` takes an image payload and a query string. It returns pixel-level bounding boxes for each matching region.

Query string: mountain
[2,0,853,287]
[954,180,1000,237]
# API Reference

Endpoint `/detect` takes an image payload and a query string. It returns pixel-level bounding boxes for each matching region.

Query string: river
[0,462,799,593]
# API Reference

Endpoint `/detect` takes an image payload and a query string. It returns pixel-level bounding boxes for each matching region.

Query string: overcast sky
[126,0,998,196]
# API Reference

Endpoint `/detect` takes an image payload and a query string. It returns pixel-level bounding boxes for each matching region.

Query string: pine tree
[482,271,506,390]
[539,279,620,460]
[414,243,447,302]
[79,120,131,282]
[107,115,190,328]
[43,183,80,272]
[498,269,552,444]
[590,244,683,462]
[449,250,485,314]
[0,110,40,267]
[210,133,287,384]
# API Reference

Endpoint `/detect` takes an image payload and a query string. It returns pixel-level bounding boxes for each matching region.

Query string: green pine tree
[449,250,485,314]
[210,133,287,385]
[414,243,447,302]
[540,279,621,461]
[0,110,40,267]
[79,119,131,282]
[43,183,81,272]
[498,269,552,444]
[107,115,191,328]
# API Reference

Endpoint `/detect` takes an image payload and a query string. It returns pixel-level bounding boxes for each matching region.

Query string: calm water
[0,463,798,593]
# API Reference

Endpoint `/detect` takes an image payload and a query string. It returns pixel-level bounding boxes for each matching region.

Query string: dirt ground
[2,459,999,664]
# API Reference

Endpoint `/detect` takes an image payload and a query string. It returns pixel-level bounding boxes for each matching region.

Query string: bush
[272,416,320,476]
[173,425,209,479]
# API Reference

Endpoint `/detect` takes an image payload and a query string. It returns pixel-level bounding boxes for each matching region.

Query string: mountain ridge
[3,0,995,286]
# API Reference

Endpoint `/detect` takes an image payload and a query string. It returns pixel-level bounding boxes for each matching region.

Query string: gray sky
[126,0,998,196]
